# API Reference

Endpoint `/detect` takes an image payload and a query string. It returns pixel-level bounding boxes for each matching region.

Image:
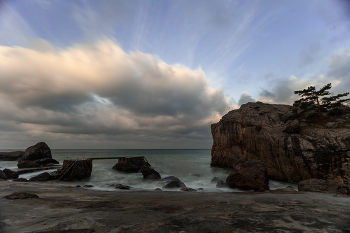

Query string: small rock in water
[83,185,94,188]
[4,192,39,199]
[154,188,162,191]
[76,185,81,187]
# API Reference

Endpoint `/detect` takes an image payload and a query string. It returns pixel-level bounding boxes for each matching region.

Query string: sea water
[0,149,297,192]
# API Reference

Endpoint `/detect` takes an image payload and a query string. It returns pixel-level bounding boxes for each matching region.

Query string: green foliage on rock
[293,83,349,115]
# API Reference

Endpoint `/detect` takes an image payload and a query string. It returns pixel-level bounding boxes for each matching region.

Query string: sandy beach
[0,180,349,233]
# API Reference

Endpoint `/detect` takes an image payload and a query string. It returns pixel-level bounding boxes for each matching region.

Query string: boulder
[158,176,186,189]
[29,172,52,181]
[141,166,161,179]
[4,192,39,199]
[2,169,19,179]
[112,157,150,172]
[226,160,269,192]
[17,142,58,168]
[0,151,24,161]
[298,179,349,195]
[21,142,51,161]
[211,102,350,184]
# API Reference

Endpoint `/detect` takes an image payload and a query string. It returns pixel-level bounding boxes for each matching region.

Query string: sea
[0,149,297,192]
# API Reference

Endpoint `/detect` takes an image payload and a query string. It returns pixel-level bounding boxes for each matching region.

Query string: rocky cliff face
[211,102,350,184]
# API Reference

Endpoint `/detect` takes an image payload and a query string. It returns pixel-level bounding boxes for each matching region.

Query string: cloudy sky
[0,0,349,149]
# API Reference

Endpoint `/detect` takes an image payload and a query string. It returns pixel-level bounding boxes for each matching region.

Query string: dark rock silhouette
[17,142,59,168]
[226,160,269,191]
[211,102,350,184]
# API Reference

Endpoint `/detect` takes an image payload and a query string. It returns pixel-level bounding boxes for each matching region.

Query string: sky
[0,0,349,149]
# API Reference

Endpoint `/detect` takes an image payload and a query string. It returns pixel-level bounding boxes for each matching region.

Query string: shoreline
[1,180,349,232]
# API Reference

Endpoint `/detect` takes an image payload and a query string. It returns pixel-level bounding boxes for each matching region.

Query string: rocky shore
[1,180,350,232]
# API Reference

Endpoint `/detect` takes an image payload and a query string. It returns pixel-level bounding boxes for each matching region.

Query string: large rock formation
[211,102,350,184]
[17,142,59,168]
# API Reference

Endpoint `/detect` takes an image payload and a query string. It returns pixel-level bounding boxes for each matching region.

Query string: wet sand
[0,180,349,233]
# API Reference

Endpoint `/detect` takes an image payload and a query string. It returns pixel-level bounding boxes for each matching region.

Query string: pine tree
[294,83,349,113]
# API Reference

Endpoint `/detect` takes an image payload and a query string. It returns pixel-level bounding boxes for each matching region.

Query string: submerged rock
[141,166,161,179]
[112,156,150,172]
[4,192,39,199]
[158,176,186,189]
[17,142,59,168]
[226,160,269,192]
[211,102,350,184]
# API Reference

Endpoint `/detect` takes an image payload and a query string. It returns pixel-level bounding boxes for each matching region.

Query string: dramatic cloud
[238,92,255,105]
[0,39,231,148]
